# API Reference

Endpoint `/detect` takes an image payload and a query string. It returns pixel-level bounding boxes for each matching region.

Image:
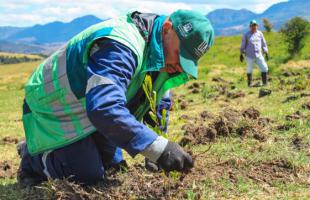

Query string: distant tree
[262,18,272,32]
[281,17,310,58]
[0,55,41,65]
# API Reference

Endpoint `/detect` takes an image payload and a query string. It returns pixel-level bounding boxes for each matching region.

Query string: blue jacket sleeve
[156,90,172,132]
[85,39,158,157]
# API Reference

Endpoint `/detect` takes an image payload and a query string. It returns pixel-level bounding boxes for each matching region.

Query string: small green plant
[142,74,182,183]
[142,74,167,138]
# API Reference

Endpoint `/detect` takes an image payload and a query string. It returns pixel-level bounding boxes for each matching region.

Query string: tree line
[0,55,42,65]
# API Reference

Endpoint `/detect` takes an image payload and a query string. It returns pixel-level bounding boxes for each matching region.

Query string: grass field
[0,32,309,199]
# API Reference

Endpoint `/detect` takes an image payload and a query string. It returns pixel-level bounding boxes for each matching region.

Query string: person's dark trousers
[247,73,253,87]
[20,100,124,185]
[20,134,105,185]
[262,72,268,85]
[19,132,125,185]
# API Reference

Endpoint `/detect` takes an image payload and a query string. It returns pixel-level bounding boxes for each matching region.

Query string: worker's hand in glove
[264,52,269,61]
[240,54,244,63]
[157,141,193,172]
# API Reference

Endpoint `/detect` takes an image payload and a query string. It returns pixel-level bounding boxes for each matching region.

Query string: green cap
[170,10,214,79]
[250,20,258,26]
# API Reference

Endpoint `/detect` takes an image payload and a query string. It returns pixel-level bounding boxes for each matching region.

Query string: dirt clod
[180,101,188,110]
[259,89,272,98]
[291,135,309,151]
[191,88,200,94]
[285,111,303,120]
[257,117,271,127]
[192,82,200,88]
[227,91,245,99]
[2,136,19,144]
[301,102,310,110]
[282,71,293,77]
[0,160,15,179]
[212,77,227,83]
[200,110,213,119]
[276,124,296,131]
[282,95,299,103]
[300,93,310,98]
[253,133,267,142]
[242,107,260,119]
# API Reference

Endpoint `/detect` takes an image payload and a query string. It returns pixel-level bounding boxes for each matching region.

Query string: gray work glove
[240,54,244,63]
[157,141,193,172]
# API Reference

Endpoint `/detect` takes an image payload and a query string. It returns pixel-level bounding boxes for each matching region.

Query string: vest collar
[144,15,166,72]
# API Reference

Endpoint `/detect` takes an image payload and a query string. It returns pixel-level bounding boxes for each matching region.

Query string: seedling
[142,74,167,138]
[142,74,181,184]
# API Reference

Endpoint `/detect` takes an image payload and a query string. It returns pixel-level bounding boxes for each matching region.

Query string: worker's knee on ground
[67,164,105,184]
[50,135,105,184]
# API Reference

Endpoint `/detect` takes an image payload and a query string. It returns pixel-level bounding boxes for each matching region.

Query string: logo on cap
[194,41,209,58]
[178,22,193,37]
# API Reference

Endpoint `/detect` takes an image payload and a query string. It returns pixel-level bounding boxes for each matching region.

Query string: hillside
[0,40,45,54]
[0,27,25,40]
[0,33,309,199]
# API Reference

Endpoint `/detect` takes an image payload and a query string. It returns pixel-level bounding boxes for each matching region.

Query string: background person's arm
[240,33,247,54]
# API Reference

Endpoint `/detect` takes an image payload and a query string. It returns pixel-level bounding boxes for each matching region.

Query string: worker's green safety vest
[23,13,189,155]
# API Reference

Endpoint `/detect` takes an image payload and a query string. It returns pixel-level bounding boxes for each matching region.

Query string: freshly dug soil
[21,153,306,200]
[0,160,16,179]
[285,111,303,120]
[302,102,310,110]
[300,93,310,98]
[192,82,200,88]
[247,159,298,185]
[180,107,270,146]
[282,95,299,103]
[200,110,214,120]
[1,136,19,144]
[191,88,200,94]
[242,107,260,120]
[292,135,310,151]
[28,156,211,200]
[212,77,227,83]
[276,124,296,131]
[180,101,188,110]
[227,91,245,99]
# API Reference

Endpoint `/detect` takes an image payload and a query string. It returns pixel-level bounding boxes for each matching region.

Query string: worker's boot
[247,73,253,87]
[16,141,42,187]
[262,72,268,86]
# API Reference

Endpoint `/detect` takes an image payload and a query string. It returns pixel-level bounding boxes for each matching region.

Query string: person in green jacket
[18,10,214,186]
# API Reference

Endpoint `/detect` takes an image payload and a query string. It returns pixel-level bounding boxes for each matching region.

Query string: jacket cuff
[140,136,168,162]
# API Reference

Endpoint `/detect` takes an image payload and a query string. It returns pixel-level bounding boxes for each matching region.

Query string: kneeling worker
[18,10,214,186]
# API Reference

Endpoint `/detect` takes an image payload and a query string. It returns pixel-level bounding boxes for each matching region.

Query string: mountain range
[208,0,310,35]
[0,0,309,54]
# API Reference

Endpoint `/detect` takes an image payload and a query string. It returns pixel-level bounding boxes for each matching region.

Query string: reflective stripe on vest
[42,45,94,139]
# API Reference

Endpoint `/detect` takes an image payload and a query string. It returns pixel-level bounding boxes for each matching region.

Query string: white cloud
[0,0,287,26]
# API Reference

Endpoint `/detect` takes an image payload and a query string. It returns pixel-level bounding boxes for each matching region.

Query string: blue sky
[0,0,287,27]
